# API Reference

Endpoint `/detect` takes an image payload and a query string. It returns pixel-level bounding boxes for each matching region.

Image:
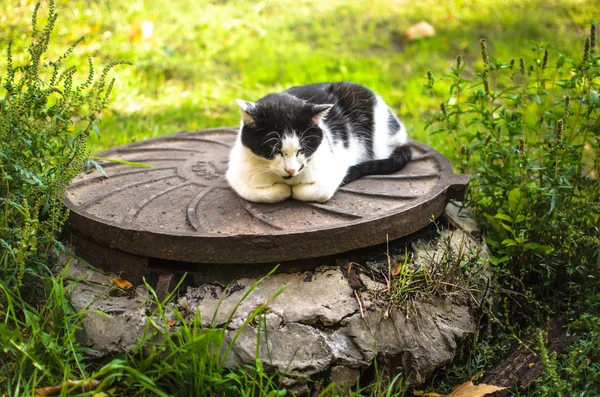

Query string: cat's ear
[236,99,257,125]
[311,104,333,125]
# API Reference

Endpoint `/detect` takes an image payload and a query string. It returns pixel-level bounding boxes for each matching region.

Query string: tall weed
[0,1,128,393]
[427,25,600,317]
[0,0,129,289]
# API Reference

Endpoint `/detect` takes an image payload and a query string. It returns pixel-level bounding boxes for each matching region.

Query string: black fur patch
[239,83,403,176]
[341,144,412,185]
[387,108,401,135]
[240,93,324,159]
[285,82,376,157]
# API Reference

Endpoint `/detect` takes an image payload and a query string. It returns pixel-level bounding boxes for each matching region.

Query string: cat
[226,82,411,203]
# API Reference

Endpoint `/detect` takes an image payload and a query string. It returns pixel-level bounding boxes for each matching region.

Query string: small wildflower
[509,58,515,70]
[591,24,596,53]
[584,37,590,61]
[520,58,526,75]
[31,3,40,38]
[456,55,463,70]
[556,119,564,144]
[483,134,492,147]
[441,102,448,119]
[542,50,549,70]
[427,70,435,88]
[518,138,525,154]
[480,38,490,69]
[482,70,490,94]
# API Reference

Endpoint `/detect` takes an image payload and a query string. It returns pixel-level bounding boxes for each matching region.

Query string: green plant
[427,25,600,317]
[94,269,289,397]
[0,1,129,394]
[531,313,600,396]
[0,263,97,395]
[0,0,129,289]
[422,24,600,397]
[388,227,489,308]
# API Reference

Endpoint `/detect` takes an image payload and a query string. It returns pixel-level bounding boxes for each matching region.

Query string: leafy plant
[0,0,129,289]
[388,229,489,308]
[427,25,600,317]
[0,1,128,394]
[532,313,600,396]
[90,269,289,397]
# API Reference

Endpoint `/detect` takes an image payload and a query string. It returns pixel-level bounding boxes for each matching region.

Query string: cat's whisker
[266,131,282,141]
[270,144,282,156]
[299,133,319,145]
[298,126,313,142]
[300,141,316,152]
[260,137,280,147]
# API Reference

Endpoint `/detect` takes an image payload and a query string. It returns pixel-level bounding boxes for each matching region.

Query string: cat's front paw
[291,183,335,203]
[233,182,291,203]
[254,183,292,203]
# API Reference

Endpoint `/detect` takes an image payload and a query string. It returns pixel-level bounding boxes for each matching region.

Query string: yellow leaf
[94,388,115,397]
[404,21,436,41]
[528,362,535,368]
[128,22,143,41]
[35,380,100,396]
[167,319,176,327]
[416,381,505,397]
[448,380,506,397]
[111,277,133,289]
[391,263,403,276]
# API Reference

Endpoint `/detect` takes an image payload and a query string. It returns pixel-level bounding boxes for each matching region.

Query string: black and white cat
[226,82,411,203]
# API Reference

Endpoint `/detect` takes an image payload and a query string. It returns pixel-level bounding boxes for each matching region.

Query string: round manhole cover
[65,128,469,264]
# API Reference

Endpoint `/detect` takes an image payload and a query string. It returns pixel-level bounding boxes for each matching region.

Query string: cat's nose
[285,167,297,175]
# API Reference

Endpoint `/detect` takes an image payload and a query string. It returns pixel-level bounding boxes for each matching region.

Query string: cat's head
[236,93,332,179]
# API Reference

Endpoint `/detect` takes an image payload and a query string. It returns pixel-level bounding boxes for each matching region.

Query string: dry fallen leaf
[94,387,115,397]
[111,277,133,289]
[35,379,100,396]
[167,319,177,327]
[391,262,404,276]
[413,381,505,397]
[404,21,436,41]
[448,381,505,397]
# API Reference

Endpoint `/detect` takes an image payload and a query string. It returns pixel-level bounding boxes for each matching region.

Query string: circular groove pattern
[65,128,469,264]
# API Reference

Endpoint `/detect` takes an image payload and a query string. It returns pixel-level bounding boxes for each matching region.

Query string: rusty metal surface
[65,128,469,264]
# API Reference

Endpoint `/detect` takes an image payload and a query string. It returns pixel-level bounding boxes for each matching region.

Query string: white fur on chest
[226,131,346,203]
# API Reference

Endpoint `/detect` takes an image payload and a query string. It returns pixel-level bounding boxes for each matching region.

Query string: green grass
[1,0,595,155]
[1,0,599,396]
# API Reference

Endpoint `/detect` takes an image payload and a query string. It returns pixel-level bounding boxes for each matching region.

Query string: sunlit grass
[1,0,595,154]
